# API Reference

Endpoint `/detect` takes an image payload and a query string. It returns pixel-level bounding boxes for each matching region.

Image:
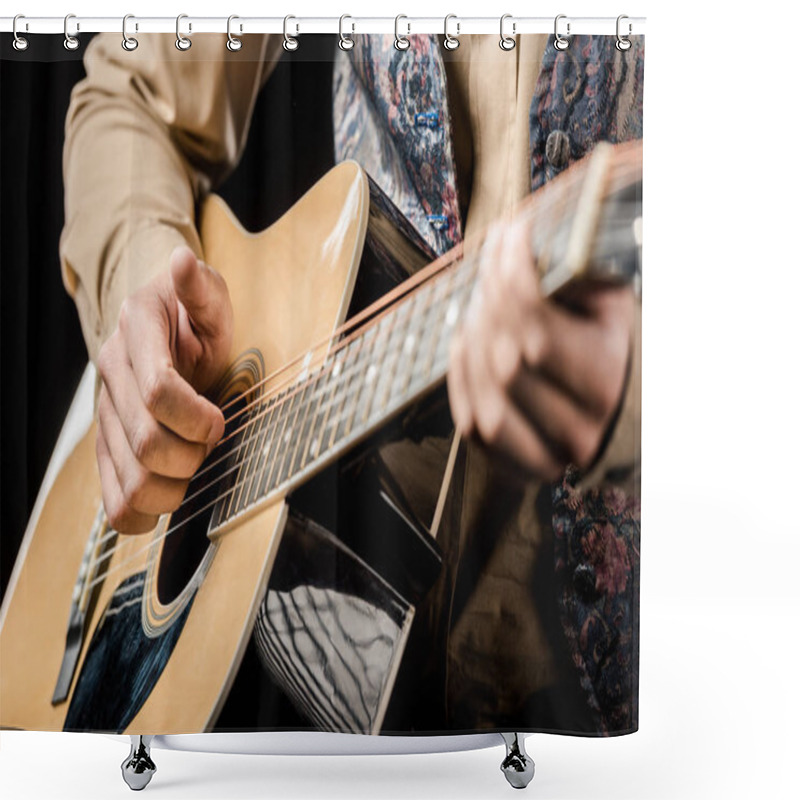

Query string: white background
[2,1,799,798]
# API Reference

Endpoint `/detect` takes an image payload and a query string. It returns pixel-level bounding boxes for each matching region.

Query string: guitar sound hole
[156,394,248,606]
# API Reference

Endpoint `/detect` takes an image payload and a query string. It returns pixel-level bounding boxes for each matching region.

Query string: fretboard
[208,139,643,536]
[209,248,477,535]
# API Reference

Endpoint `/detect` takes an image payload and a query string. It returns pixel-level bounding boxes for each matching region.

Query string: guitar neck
[208,140,642,537]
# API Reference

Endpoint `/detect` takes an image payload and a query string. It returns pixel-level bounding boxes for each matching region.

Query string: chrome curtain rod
[0,15,645,36]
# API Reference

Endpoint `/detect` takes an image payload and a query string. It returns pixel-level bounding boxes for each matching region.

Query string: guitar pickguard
[63,572,194,733]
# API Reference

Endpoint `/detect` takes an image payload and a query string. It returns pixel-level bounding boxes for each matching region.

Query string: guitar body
[0,161,372,733]
[1,140,642,735]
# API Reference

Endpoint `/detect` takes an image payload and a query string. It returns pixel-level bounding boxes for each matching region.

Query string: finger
[96,425,159,534]
[170,245,231,339]
[446,332,474,435]
[506,367,605,471]
[98,335,209,479]
[98,387,191,517]
[459,289,564,481]
[466,350,565,481]
[482,218,541,331]
[521,288,633,419]
[121,293,225,445]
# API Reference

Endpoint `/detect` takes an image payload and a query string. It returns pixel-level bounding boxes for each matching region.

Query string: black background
[0,33,337,603]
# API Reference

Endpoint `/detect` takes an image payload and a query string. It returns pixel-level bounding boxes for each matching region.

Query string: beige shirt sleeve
[576,299,642,494]
[59,32,282,362]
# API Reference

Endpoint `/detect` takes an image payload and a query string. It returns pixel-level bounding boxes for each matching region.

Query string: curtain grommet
[175,14,192,51]
[499,14,516,51]
[283,15,299,51]
[554,14,570,51]
[394,15,410,51]
[121,14,138,51]
[616,14,632,51]
[226,15,242,52]
[339,14,355,51]
[12,14,29,52]
[63,13,80,51]
[443,14,460,51]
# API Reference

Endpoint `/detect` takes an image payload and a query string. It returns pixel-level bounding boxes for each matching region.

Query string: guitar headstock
[524,140,643,298]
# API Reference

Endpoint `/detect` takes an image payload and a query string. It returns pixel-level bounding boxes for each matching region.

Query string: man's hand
[96,246,234,533]
[447,219,634,482]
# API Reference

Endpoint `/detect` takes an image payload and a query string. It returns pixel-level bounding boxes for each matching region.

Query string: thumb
[169,245,229,338]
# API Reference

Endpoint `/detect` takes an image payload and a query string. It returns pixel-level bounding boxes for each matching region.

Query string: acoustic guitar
[0,139,642,736]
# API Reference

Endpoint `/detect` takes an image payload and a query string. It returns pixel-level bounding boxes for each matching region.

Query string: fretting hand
[447,219,634,482]
[96,246,233,533]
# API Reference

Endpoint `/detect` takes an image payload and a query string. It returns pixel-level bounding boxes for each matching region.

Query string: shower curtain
[0,26,643,740]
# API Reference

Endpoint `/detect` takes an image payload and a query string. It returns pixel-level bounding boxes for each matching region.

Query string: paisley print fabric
[333,33,644,734]
[533,35,644,734]
[333,36,462,256]
[529,35,645,191]
[552,467,641,733]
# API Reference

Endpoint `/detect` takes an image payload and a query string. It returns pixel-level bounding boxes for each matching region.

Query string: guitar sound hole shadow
[156,394,249,606]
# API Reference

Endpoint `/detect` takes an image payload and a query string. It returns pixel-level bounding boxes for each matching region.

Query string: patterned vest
[332,33,645,733]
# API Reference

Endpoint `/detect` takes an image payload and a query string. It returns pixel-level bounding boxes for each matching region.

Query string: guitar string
[189,245,462,467]
[86,261,474,583]
[83,155,617,564]
[88,252,472,560]
[208,141,625,426]
[82,187,637,598]
[81,146,641,592]
[208,141,644,431]
[82,314,457,597]
[84,163,597,564]
[89,147,643,607]
[157,244,467,499]
[138,159,562,481]
[159,145,640,465]
[83,259,478,589]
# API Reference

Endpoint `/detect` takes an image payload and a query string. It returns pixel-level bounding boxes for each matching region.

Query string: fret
[244,391,278,509]
[274,379,309,491]
[216,409,252,524]
[319,346,351,452]
[253,388,286,504]
[434,256,478,371]
[406,276,444,391]
[341,324,379,439]
[327,335,366,450]
[357,309,395,427]
[300,351,338,471]
[228,402,263,517]
[420,263,461,380]
[370,293,414,419]
[294,366,325,473]
[262,385,299,497]
[282,372,318,485]
[390,289,428,402]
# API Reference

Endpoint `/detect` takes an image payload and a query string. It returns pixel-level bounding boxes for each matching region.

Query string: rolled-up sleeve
[59,32,282,361]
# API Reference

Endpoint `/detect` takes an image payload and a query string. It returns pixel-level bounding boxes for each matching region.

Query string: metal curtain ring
[64,13,80,51]
[499,14,516,51]
[443,14,460,51]
[394,15,410,51]
[227,15,242,51]
[176,14,192,51]
[616,14,632,51]
[121,14,138,51]
[338,14,354,51]
[12,14,29,52]
[283,15,299,51]
[554,14,570,51]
